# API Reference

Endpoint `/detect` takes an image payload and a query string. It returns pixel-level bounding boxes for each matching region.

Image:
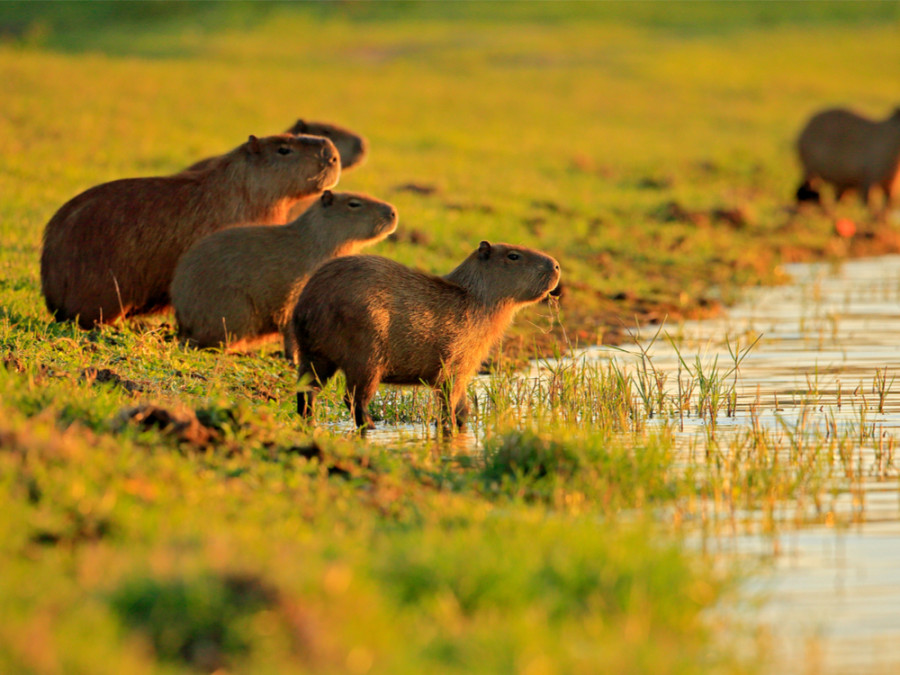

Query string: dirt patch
[394,182,439,196]
[652,200,752,229]
[81,367,144,393]
[387,227,432,246]
[115,404,220,447]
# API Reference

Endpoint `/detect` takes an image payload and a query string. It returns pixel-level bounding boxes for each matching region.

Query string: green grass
[2,2,898,672]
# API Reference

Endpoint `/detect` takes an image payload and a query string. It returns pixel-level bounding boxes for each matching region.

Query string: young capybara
[292,241,561,432]
[171,190,398,357]
[41,134,340,328]
[796,107,900,213]
[185,118,368,173]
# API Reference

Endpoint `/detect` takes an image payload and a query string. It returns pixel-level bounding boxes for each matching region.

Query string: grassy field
[1,2,898,673]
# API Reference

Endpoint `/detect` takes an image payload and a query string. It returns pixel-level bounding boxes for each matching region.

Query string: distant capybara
[292,241,561,432]
[41,134,340,328]
[185,118,368,173]
[285,119,368,171]
[796,107,900,212]
[171,190,398,357]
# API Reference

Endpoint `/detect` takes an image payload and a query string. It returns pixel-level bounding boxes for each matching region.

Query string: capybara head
[310,190,399,243]
[452,241,561,306]
[286,119,368,170]
[238,133,340,198]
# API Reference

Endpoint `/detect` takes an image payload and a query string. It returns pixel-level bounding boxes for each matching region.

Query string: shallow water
[365,254,900,673]
[579,255,900,674]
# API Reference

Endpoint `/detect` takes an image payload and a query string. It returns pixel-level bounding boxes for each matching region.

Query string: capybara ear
[321,190,334,207]
[247,135,261,154]
[478,241,492,260]
[294,119,307,133]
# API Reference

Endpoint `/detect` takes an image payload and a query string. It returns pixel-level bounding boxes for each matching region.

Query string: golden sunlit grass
[1,3,898,673]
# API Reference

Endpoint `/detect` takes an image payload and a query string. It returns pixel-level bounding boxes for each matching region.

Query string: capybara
[292,241,561,432]
[185,118,367,173]
[171,190,398,357]
[796,107,900,213]
[41,134,340,328]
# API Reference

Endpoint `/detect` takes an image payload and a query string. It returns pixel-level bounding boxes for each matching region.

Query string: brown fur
[796,107,900,212]
[293,241,561,432]
[41,134,340,328]
[185,118,367,173]
[171,190,398,356]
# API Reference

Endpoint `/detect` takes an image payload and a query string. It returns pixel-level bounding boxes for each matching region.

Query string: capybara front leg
[282,324,300,365]
[438,380,469,434]
[344,371,379,431]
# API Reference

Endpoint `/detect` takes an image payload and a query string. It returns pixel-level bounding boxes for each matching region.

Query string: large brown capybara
[171,190,398,357]
[292,241,561,432]
[795,107,900,214]
[41,134,340,328]
[185,119,368,173]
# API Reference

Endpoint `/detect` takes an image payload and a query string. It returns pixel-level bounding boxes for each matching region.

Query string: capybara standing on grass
[41,134,340,328]
[796,107,900,213]
[185,118,368,173]
[292,241,561,432]
[171,190,398,357]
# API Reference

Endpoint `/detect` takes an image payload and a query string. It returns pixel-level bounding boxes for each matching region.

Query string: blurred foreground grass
[1,2,898,672]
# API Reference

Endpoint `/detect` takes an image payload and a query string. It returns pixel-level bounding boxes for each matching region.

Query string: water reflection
[581,255,900,675]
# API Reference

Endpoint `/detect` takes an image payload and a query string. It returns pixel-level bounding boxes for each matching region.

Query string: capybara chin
[292,241,561,433]
[41,133,340,328]
[796,107,900,213]
[185,118,367,173]
[171,190,398,357]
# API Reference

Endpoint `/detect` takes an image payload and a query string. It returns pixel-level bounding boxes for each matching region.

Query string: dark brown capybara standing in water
[796,107,900,214]
[171,190,398,358]
[292,241,561,433]
[40,134,340,328]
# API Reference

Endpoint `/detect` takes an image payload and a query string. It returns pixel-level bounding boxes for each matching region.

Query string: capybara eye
[348,199,362,208]
[507,252,521,261]
[277,146,293,155]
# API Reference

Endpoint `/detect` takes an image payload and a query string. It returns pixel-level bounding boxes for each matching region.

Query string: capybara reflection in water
[796,107,900,215]
[41,134,340,328]
[292,241,561,432]
[185,118,367,173]
[171,190,398,358]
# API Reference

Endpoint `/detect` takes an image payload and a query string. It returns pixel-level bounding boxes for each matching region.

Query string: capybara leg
[296,355,337,421]
[860,183,876,212]
[795,179,820,205]
[282,325,299,365]
[454,398,470,430]
[437,382,468,434]
[343,373,379,430]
